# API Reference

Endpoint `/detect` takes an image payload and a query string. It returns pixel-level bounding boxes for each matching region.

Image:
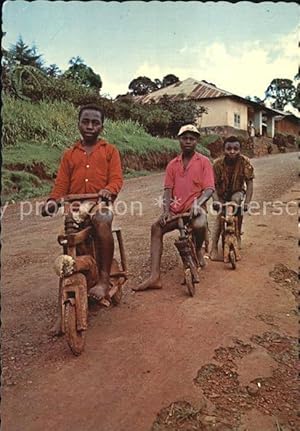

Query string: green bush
[6,65,116,114]
[156,95,207,137]
[114,96,171,136]
[114,95,207,138]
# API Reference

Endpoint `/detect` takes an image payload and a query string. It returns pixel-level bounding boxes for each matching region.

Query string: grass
[2,169,52,202]
[2,94,211,202]
[200,133,221,147]
[1,168,152,202]
[2,95,79,150]
[123,168,151,179]
[103,120,210,157]
[3,141,63,177]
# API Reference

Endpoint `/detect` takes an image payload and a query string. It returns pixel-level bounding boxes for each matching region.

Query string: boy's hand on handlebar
[159,211,171,227]
[212,201,222,212]
[98,189,112,201]
[189,201,202,219]
[41,199,59,217]
[243,202,249,212]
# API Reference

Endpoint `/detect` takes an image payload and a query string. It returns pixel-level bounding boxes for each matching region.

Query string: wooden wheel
[64,301,86,356]
[229,249,236,270]
[185,268,195,297]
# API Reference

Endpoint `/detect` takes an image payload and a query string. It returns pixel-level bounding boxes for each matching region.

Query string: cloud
[130,27,299,100]
[100,76,129,99]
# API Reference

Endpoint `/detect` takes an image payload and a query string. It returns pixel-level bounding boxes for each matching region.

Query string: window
[234,113,241,129]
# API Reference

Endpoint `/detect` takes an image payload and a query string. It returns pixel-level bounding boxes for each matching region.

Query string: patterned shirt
[213,154,254,201]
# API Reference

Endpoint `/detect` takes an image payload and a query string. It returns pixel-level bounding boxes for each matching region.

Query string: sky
[2,1,299,100]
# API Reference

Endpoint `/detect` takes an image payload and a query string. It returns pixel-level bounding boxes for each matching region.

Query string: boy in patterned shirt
[210,136,254,261]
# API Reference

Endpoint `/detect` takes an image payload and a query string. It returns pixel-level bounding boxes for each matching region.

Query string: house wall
[226,99,248,130]
[197,98,248,130]
[275,118,300,136]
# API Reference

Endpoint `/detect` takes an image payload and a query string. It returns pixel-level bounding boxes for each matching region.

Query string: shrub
[5,65,116,116]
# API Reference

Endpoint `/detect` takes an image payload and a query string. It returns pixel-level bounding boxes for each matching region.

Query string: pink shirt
[164,152,215,214]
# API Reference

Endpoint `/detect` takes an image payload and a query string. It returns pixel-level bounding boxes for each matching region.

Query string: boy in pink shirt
[133,125,215,292]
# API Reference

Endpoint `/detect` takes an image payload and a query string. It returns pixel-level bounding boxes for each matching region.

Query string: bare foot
[88,280,110,302]
[197,251,206,268]
[237,236,242,250]
[49,317,63,337]
[209,248,219,261]
[132,277,162,291]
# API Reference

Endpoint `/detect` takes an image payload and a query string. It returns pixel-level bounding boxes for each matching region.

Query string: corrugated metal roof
[135,78,232,103]
[134,77,281,116]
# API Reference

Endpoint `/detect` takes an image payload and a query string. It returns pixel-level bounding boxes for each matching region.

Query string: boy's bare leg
[133,219,178,291]
[89,208,114,301]
[237,215,243,249]
[195,236,206,267]
[210,214,222,261]
[230,192,244,250]
[192,211,207,268]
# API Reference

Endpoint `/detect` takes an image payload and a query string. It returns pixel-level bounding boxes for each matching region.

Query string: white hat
[177,124,201,137]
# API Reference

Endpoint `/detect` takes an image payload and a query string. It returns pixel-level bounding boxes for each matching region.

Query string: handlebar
[41,193,114,217]
[62,193,106,203]
[167,212,190,222]
[221,202,241,208]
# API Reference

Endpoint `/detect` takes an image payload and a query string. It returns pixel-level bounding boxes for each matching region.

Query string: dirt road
[2,152,299,431]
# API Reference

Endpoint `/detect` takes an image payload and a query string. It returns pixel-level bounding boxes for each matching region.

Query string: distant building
[135,78,280,138]
[273,110,300,137]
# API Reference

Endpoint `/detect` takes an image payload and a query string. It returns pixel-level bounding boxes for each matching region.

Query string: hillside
[2,96,211,202]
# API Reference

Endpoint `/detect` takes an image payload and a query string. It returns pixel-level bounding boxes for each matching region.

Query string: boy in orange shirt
[42,104,123,332]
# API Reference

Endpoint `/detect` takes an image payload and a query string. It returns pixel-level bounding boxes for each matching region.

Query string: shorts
[66,201,111,225]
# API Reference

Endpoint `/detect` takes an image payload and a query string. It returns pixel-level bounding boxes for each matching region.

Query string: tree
[4,36,44,70]
[265,78,296,110]
[162,74,179,88]
[157,95,207,137]
[64,56,102,92]
[154,78,162,90]
[46,64,61,78]
[128,74,181,96]
[293,67,300,110]
[128,76,159,96]
[293,83,300,110]
[9,65,51,101]
[69,56,84,67]
[253,96,265,104]
[245,95,265,105]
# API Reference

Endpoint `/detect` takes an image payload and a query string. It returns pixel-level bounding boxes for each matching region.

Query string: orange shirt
[50,139,123,200]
